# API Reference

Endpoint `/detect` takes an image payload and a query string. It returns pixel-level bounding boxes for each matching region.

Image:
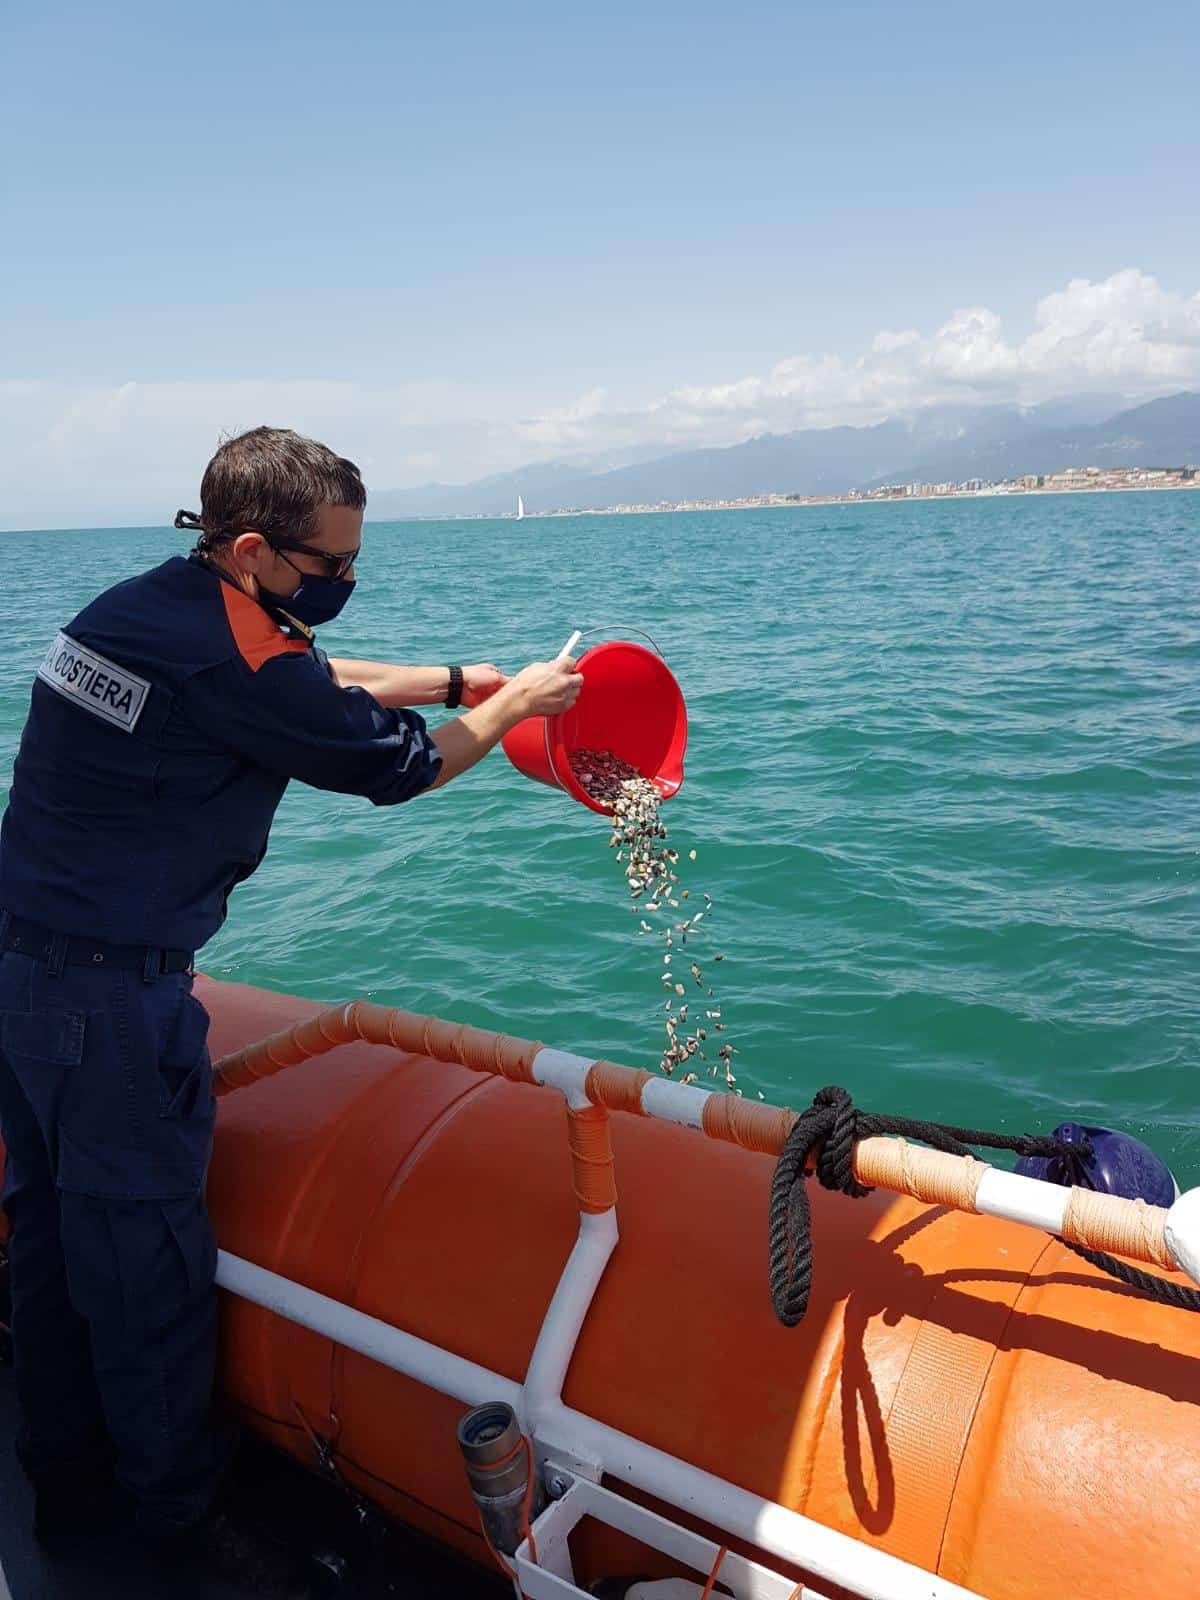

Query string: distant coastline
[414,465,1200,521]
[3,468,1196,537]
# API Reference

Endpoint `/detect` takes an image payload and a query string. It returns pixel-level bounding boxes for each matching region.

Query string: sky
[2,0,1198,528]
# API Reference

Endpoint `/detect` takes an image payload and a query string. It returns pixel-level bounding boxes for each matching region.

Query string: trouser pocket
[55,973,215,1200]
[0,992,88,1194]
[153,987,216,1186]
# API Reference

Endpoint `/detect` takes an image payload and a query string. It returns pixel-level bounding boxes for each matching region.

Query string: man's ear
[231,531,268,571]
[226,530,270,596]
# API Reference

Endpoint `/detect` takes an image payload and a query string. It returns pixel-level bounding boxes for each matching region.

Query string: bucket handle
[569,624,665,659]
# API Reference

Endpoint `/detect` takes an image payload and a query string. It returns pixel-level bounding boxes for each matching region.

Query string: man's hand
[509,657,584,718]
[461,663,508,707]
[425,656,583,790]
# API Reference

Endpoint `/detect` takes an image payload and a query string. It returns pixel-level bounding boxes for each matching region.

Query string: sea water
[2,493,1196,1176]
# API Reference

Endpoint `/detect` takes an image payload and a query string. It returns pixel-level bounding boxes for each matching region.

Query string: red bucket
[501,638,688,815]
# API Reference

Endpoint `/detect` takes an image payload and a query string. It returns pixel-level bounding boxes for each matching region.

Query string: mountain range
[367,391,1200,519]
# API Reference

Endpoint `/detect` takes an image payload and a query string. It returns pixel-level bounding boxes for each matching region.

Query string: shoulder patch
[36,631,151,732]
[220,583,311,673]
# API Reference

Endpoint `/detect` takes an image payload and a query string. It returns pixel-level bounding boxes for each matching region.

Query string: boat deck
[0,1364,507,1600]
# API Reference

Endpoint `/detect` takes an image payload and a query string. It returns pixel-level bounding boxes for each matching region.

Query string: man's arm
[427,660,581,788]
[184,651,445,805]
[183,649,580,801]
[328,659,506,708]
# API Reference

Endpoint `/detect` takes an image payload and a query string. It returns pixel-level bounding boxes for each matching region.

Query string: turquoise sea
[2,495,1197,1177]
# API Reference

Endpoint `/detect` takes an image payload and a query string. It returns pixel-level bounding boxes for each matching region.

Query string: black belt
[0,914,194,977]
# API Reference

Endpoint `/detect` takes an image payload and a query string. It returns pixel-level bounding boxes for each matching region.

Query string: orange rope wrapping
[585,1059,651,1115]
[1062,1185,1175,1270]
[565,1103,617,1213]
[702,1092,798,1153]
[853,1136,985,1213]
[213,1001,540,1097]
[210,998,1180,1270]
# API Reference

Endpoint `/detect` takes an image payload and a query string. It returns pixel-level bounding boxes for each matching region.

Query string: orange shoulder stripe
[219,583,310,673]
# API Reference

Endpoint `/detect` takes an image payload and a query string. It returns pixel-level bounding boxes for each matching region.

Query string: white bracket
[533,1429,605,1491]
[515,1469,831,1600]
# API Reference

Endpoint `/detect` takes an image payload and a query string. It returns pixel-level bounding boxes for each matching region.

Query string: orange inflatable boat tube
[5,975,1199,1597]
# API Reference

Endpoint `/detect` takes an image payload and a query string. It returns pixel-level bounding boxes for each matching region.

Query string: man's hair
[190,427,366,548]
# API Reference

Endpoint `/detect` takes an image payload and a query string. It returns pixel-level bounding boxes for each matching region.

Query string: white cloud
[505,269,1200,458]
[3,269,1199,528]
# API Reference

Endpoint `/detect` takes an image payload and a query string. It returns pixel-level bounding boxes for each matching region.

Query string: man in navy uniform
[0,427,581,1578]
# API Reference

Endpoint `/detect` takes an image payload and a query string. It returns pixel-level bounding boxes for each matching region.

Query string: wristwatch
[445,664,464,709]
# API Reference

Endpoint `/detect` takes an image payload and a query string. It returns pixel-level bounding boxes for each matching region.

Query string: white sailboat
[516,494,525,521]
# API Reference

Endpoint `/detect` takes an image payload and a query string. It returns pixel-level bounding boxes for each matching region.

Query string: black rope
[1056,1237,1200,1313]
[768,1086,1198,1325]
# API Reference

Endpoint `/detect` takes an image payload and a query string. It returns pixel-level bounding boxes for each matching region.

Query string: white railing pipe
[531,1047,596,1107]
[216,1248,983,1600]
[215,1250,521,1412]
[972,1166,1072,1232]
[520,1208,619,1436]
[1164,1188,1200,1283]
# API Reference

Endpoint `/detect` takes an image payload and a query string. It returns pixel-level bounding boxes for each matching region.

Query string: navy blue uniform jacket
[0,555,442,950]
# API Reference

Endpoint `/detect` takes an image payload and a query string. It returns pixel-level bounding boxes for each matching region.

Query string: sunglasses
[264,535,360,583]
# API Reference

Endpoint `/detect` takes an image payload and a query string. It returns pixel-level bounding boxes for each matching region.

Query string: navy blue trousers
[0,946,231,1537]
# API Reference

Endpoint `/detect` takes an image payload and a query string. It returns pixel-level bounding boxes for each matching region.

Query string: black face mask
[176,512,358,628]
[256,574,356,628]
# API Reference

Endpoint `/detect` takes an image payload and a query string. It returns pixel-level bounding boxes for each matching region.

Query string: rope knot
[767,1087,1196,1328]
[811,1086,872,1199]
[767,1085,875,1327]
